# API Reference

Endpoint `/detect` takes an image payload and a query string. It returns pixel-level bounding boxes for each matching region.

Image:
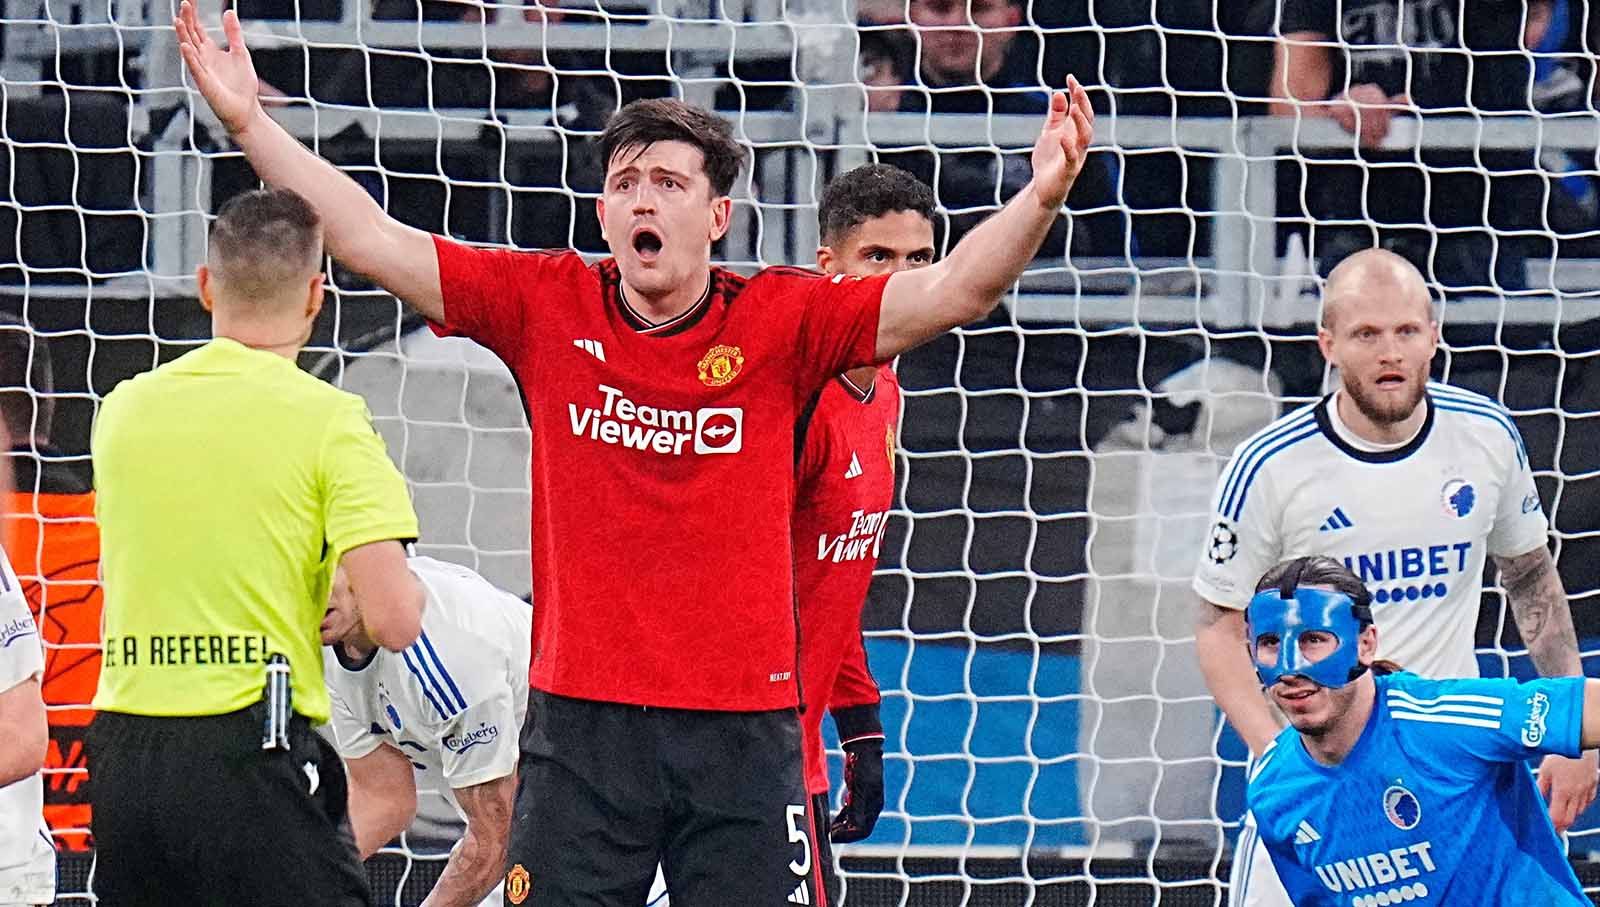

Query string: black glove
[829,704,884,843]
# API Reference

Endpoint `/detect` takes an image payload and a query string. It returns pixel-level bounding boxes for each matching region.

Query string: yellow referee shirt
[91,338,419,723]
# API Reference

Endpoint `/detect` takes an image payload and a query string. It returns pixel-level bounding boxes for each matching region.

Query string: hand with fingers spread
[1030,74,1095,213]
[173,0,263,136]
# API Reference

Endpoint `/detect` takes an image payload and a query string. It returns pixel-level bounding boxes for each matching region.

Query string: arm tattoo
[1497,547,1581,677]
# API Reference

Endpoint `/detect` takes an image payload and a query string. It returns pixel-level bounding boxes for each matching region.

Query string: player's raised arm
[873,77,1094,360]
[173,1,442,321]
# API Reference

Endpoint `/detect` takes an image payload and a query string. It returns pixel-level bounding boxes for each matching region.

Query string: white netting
[5,0,1600,904]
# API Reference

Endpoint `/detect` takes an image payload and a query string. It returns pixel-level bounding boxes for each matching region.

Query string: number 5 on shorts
[786,804,811,877]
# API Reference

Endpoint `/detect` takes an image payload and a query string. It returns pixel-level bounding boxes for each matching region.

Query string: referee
[88,188,424,906]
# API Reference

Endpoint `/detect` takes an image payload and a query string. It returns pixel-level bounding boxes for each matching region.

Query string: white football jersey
[0,545,54,905]
[1193,383,1548,679]
[325,556,531,818]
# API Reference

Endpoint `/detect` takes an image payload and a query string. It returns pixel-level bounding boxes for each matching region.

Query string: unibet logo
[568,384,743,457]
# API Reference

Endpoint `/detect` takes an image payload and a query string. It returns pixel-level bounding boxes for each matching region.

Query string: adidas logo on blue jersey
[1318,507,1354,532]
[1293,819,1321,845]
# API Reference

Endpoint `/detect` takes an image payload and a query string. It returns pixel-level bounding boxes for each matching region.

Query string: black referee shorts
[87,708,370,907]
[505,690,814,907]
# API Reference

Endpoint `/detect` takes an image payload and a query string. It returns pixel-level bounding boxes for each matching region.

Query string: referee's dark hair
[206,188,324,304]
[0,313,53,446]
[818,164,937,246]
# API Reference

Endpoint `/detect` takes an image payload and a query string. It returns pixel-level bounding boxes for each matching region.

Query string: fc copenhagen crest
[506,864,531,904]
[697,344,745,387]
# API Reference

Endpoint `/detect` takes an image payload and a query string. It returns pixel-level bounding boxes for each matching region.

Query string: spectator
[874,0,1121,258]
[1271,0,1553,293]
[0,316,99,853]
[859,28,915,113]
[1527,0,1599,254]
[899,0,1047,116]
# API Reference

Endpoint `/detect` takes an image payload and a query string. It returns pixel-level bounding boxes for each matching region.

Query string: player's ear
[1358,623,1378,661]
[305,272,326,322]
[196,265,216,314]
[1316,324,1335,362]
[595,197,608,244]
[817,245,837,274]
[708,194,733,243]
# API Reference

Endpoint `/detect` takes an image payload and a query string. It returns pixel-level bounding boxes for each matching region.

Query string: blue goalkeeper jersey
[1246,671,1588,907]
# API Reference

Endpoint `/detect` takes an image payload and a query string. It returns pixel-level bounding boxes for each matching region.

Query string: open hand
[1030,75,1095,212]
[174,0,263,136]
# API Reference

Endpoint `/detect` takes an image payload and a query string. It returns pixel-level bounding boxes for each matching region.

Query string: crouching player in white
[1246,554,1599,906]
[321,555,531,907]
[0,545,52,907]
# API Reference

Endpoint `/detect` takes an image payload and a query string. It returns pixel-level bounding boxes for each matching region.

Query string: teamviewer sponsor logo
[694,407,743,454]
[568,384,743,457]
[443,722,499,754]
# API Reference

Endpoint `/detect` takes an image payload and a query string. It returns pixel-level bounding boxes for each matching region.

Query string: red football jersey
[430,238,886,710]
[793,367,898,794]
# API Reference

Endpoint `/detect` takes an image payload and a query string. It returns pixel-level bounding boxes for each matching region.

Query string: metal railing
[5,0,1599,327]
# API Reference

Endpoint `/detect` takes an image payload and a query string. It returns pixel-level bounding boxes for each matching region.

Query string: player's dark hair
[1254,555,1374,627]
[818,164,936,246]
[0,313,53,444]
[207,188,324,302]
[599,99,746,198]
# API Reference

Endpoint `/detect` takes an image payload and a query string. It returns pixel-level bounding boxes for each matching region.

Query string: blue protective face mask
[1247,587,1367,689]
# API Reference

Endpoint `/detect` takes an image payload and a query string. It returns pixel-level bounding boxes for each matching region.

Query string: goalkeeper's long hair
[1254,555,1403,676]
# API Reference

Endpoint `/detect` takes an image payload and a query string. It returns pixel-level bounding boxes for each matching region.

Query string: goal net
[5,0,1600,904]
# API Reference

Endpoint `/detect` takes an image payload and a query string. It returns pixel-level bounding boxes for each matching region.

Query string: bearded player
[1194,249,1595,906]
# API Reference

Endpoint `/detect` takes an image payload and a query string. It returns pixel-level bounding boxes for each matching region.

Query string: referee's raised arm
[88,188,421,907]
[174,1,443,322]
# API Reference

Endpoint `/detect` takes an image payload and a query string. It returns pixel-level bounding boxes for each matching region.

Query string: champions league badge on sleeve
[1208,521,1239,565]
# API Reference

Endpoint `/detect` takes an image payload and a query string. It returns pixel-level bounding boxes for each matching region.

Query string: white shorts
[1230,811,1292,907]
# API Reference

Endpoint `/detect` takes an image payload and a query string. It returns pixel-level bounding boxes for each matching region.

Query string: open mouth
[1278,686,1317,702]
[1375,372,1406,389]
[632,228,663,261]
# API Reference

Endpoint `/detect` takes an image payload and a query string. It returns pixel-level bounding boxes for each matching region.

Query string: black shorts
[87,708,369,907]
[809,791,840,907]
[505,690,814,907]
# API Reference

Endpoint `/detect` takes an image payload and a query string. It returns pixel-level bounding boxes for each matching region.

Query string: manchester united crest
[506,864,531,904]
[697,344,745,387]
